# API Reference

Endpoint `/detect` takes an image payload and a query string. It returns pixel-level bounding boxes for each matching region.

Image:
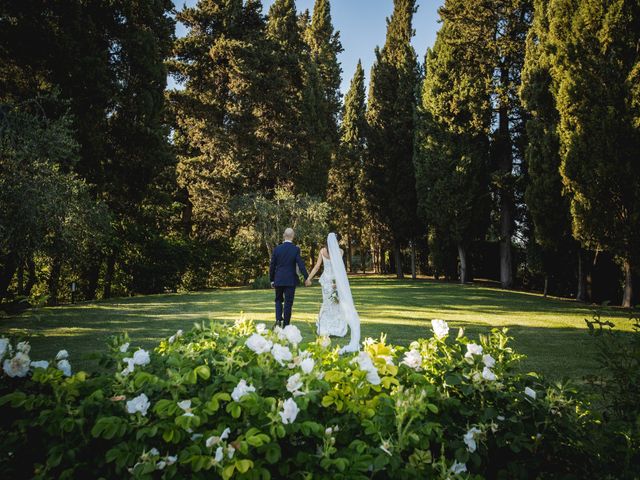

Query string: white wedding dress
[316,254,349,337]
[317,233,361,353]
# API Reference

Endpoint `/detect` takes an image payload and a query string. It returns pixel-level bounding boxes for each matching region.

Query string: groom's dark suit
[269,241,308,327]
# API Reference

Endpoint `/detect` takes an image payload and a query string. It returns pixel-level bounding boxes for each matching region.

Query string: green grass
[0,276,635,379]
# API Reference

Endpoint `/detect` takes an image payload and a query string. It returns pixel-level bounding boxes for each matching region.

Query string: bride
[305,233,361,353]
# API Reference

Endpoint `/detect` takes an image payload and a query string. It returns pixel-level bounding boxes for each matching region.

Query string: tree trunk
[82,260,101,301]
[622,257,633,308]
[576,249,587,302]
[47,256,61,306]
[497,66,513,289]
[393,241,404,279]
[410,241,416,280]
[0,252,18,301]
[458,244,468,284]
[16,260,24,296]
[24,257,36,296]
[347,233,354,273]
[543,274,548,297]
[103,254,116,299]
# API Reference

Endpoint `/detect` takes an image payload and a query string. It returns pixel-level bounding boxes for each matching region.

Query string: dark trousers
[275,286,296,326]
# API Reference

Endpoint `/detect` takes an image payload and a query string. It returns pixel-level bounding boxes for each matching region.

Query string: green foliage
[414,9,492,282]
[550,0,640,304]
[232,188,330,257]
[0,317,624,478]
[584,311,640,477]
[364,0,421,272]
[0,100,111,302]
[328,61,367,261]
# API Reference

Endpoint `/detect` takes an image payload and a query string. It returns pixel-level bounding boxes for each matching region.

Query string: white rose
[177,400,192,414]
[282,325,303,344]
[255,323,267,334]
[55,349,68,360]
[169,330,184,344]
[245,333,273,354]
[524,387,537,399]
[465,343,483,358]
[0,338,9,358]
[401,349,422,370]
[279,398,300,424]
[166,455,177,465]
[231,379,256,402]
[317,336,331,348]
[300,357,315,374]
[286,373,304,395]
[119,342,130,353]
[156,461,166,470]
[463,426,482,453]
[3,352,31,378]
[126,393,151,416]
[227,445,235,459]
[431,319,449,338]
[57,359,72,377]
[482,354,496,368]
[121,357,136,376]
[220,427,230,440]
[30,360,49,370]
[149,447,159,456]
[353,351,381,385]
[450,460,467,474]
[271,343,293,366]
[133,349,150,366]
[214,446,224,463]
[482,367,496,382]
[17,341,31,355]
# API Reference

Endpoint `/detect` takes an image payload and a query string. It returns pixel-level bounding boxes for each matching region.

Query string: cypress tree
[550,0,640,307]
[520,0,583,299]
[365,0,420,279]
[328,61,367,270]
[436,0,532,288]
[415,8,492,284]
[304,0,343,144]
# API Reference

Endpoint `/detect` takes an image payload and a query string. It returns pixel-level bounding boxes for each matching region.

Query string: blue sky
[171,0,444,93]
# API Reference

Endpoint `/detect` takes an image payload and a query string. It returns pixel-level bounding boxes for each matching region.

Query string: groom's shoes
[272,320,283,330]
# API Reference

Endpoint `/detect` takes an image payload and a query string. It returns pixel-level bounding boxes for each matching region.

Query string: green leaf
[236,459,253,473]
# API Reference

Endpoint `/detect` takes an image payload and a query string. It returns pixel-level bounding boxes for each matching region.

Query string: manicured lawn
[0,276,635,379]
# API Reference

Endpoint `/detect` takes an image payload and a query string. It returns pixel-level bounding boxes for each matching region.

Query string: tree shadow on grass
[0,277,632,380]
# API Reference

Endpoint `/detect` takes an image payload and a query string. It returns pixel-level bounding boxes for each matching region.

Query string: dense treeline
[0,0,638,307]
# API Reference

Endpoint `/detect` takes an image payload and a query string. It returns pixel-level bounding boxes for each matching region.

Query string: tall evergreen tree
[171,0,276,237]
[436,0,532,288]
[298,0,343,198]
[304,0,343,144]
[0,0,175,299]
[415,9,492,284]
[550,0,640,307]
[365,0,420,279]
[328,61,367,270]
[520,0,583,299]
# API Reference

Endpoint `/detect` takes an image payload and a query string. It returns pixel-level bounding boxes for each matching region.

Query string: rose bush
[0,318,627,479]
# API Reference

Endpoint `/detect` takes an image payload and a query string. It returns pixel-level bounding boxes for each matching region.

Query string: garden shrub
[0,319,630,479]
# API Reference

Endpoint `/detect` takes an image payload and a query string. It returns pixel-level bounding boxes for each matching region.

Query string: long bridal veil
[327,232,360,353]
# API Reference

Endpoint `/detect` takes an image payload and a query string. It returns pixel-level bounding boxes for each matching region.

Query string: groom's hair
[283,228,295,240]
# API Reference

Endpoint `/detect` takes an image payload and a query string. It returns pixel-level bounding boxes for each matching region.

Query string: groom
[269,227,309,328]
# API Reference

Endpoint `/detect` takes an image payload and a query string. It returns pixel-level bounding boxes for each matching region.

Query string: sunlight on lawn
[0,276,634,379]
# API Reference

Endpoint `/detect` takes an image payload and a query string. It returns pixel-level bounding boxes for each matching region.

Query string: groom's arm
[269,249,277,285]
[295,247,309,280]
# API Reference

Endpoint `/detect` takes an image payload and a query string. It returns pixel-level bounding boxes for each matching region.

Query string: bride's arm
[306,251,324,283]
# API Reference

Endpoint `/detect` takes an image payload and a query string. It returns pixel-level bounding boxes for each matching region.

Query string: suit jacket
[269,242,309,287]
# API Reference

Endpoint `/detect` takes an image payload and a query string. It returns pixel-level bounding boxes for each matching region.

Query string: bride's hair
[322,232,341,251]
